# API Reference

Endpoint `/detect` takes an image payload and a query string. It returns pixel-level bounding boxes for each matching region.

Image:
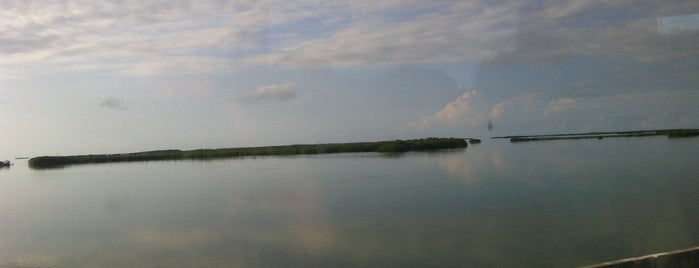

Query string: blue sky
[1,0,699,158]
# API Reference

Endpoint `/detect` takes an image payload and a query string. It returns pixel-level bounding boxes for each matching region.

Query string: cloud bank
[2,1,699,77]
[405,89,699,134]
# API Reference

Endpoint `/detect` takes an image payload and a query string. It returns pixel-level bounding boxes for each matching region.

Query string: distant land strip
[492,128,699,142]
[28,138,468,169]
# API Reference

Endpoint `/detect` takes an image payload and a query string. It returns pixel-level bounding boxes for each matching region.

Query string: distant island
[28,137,468,169]
[492,128,699,142]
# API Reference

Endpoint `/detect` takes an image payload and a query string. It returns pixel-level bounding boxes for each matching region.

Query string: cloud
[132,227,216,250]
[100,97,128,110]
[241,83,298,103]
[485,1,699,65]
[434,91,484,125]
[250,1,699,68]
[117,56,231,76]
[2,1,699,77]
[404,87,699,136]
[487,90,699,133]
[489,94,538,119]
[404,91,488,132]
[658,13,699,35]
[0,0,319,76]
[246,1,521,68]
[544,98,576,115]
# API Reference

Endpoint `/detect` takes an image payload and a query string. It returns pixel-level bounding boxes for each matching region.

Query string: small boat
[0,160,11,167]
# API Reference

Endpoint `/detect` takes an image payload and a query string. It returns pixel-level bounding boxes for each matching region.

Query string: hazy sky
[2,0,699,158]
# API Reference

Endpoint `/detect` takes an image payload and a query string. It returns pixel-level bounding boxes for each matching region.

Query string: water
[1,137,698,267]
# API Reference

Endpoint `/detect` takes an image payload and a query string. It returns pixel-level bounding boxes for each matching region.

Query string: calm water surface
[1,138,698,267]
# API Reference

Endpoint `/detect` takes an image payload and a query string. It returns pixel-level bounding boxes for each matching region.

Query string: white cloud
[544,97,576,115]
[489,94,538,119]
[241,83,298,103]
[404,91,487,132]
[435,91,483,125]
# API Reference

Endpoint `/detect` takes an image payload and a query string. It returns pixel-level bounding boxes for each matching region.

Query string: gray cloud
[0,35,60,54]
[241,83,298,103]
[485,1,699,65]
[0,0,302,75]
[100,97,128,110]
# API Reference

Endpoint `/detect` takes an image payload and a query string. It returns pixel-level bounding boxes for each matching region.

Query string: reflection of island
[29,138,468,169]
[493,128,699,142]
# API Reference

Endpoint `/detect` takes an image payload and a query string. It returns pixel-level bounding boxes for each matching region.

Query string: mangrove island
[492,128,699,142]
[28,137,468,169]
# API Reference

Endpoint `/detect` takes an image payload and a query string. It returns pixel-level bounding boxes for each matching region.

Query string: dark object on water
[0,160,11,168]
[468,138,481,144]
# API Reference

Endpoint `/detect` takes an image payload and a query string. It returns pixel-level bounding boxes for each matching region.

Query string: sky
[1,0,699,158]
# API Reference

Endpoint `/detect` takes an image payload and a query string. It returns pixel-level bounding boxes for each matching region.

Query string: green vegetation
[28,138,467,169]
[492,128,699,142]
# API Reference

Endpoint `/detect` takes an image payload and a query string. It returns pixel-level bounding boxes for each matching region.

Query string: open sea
[1,137,698,267]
